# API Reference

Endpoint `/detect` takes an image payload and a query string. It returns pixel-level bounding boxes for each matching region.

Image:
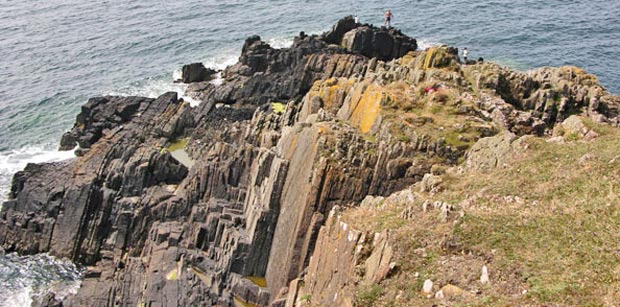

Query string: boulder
[180,63,217,83]
[466,131,523,170]
[420,173,443,193]
[322,15,359,44]
[340,26,417,61]
[556,115,599,141]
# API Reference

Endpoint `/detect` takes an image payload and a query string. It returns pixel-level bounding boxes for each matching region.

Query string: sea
[0,0,618,305]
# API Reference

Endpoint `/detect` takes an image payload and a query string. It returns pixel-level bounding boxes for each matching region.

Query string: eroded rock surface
[1,17,619,307]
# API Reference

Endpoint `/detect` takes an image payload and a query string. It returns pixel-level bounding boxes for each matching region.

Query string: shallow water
[0,0,619,305]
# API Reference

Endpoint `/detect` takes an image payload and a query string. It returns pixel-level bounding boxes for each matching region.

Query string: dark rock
[3,16,619,307]
[180,63,217,83]
[321,15,359,45]
[340,25,417,61]
[59,132,77,151]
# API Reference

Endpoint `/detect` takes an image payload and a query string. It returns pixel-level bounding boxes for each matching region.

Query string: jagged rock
[466,64,620,133]
[2,16,620,307]
[180,62,217,83]
[281,208,395,307]
[340,26,417,61]
[321,15,358,45]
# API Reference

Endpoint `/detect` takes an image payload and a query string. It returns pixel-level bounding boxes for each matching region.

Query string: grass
[340,119,620,306]
[299,294,312,303]
[355,284,383,307]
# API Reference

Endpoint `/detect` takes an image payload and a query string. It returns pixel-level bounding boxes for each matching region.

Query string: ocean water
[0,0,619,305]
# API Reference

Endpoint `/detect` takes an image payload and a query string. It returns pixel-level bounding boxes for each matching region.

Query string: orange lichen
[350,84,383,134]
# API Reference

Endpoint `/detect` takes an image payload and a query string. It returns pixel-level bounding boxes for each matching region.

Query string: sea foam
[0,145,75,205]
[0,253,82,307]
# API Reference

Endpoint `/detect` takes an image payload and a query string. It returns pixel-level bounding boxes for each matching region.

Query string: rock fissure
[1,16,620,307]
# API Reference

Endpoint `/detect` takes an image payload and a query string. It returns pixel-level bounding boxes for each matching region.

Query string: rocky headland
[1,16,620,306]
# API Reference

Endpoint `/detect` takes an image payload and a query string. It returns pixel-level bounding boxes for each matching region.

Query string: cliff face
[1,17,619,307]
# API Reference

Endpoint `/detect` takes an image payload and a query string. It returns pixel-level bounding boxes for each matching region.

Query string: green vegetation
[166,138,190,152]
[299,294,312,303]
[355,284,383,307]
[342,120,620,306]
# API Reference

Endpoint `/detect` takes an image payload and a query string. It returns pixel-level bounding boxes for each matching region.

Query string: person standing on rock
[384,9,393,28]
[463,47,469,63]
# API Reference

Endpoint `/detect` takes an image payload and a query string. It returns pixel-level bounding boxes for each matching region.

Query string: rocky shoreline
[1,16,619,306]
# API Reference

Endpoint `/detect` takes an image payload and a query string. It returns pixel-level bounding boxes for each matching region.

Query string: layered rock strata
[1,17,619,307]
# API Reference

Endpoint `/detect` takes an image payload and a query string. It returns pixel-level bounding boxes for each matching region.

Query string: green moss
[166,138,189,152]
[300,294,312,303]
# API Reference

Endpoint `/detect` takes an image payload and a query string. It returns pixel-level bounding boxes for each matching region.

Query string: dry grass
[342,120,620,306]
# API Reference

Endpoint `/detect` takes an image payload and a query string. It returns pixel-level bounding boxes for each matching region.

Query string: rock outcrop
[180,63,218,83]
[1,17,619,307]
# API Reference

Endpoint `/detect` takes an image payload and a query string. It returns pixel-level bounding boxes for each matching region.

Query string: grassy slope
[343,120,620,306]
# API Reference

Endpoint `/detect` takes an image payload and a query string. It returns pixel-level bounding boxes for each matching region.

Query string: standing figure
[384,9,393,28]
[463,47,469,63]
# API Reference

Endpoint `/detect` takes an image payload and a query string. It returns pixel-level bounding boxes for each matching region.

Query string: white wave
[267,37,294,49]
[0,145,75,205]
[108,52,240,106]
[201,54,238,71]
[0,253,82,307]
[108,74,202,107]
[417,38,442,50]
[1,286,32,307]
[210,72,224,86]
[172,68,183,82]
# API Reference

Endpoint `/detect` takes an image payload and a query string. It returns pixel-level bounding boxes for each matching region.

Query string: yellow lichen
[424,48,437,70]
[272,102,287,114]
[246,276,268,288]
[233,297,260,307]
[166,268,178,281]
[400,52,416,66]
[191,266,212,286]
[350,84,383,134]
[166,138,189,152]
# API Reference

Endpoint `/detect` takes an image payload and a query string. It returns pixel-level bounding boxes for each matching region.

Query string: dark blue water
[0,1,619,305]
